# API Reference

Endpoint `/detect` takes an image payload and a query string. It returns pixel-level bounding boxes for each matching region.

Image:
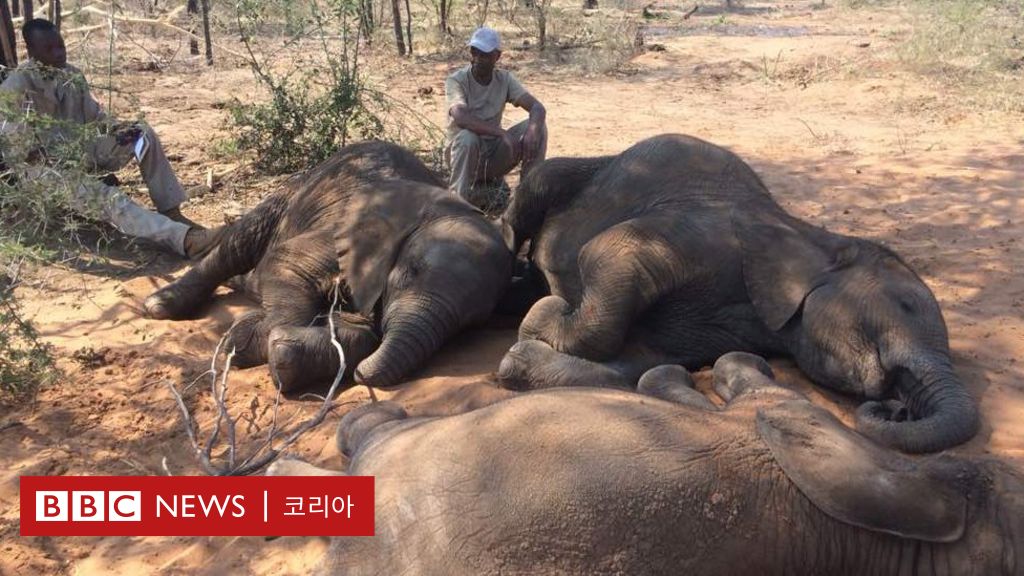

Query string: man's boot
[160,206,203,229]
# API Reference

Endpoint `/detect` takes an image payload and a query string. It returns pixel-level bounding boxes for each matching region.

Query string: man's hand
[113,122,143,146]
[521,123,543,166]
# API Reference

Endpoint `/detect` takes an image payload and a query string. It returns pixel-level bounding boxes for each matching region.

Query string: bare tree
[533,0,551,50]
[438,0,453,35]
[20,0,30,21]
[10,0,16,18]
[187,0,199,55]
[49,0,61,30]
[404,0,412,54]
[200,0,213,65]
[390,0,406,55]
[357,0,375,45]
[0,0,16,69]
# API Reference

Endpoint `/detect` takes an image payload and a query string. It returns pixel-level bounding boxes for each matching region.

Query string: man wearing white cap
[445,26,547,207]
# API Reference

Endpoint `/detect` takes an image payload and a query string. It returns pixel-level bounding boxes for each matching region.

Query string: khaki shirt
[0,60,106,163]
[445,65,527,141]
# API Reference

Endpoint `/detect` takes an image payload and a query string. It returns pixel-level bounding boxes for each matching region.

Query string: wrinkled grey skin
[270,353,1023,576]
[496,133,978,453]
[144,141,513,390]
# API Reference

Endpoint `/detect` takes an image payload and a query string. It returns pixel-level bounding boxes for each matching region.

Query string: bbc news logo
[36,491,141,522]
[21,476,374,536]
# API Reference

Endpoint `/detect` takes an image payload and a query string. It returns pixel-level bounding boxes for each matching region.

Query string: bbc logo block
[21,476,374,536]
[35,491,141,522]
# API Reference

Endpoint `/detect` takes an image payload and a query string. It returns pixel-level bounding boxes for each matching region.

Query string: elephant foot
[497,339,630,391]
[226,310,268,368]
[638,365,717,411]
[268,326,339,392]
[518,295,572,344]
[144,281,206,320]
[711,352,778,402]
[337,401,408,458]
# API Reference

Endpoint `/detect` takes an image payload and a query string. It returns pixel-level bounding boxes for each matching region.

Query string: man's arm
[512,92,546,164]
[449,103,507,138]
[513,92,546,126]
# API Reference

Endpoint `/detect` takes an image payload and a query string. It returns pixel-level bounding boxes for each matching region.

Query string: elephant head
[736,207,979,453]
[340,190,514,388]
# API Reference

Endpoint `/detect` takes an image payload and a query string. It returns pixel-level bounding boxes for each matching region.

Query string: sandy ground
[2,1,1023,573]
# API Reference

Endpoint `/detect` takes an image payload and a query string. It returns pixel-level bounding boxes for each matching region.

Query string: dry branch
[166,278,357,476]
[66,5,246,60]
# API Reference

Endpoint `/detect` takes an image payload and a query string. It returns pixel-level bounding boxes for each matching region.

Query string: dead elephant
[273,352,1022,575]
[145,141,513,390]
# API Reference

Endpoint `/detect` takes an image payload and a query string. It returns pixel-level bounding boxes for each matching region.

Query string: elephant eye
[898,298,916,314]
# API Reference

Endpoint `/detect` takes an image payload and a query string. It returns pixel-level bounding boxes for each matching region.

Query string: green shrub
[0,270,58,403]
[229,0,444,175]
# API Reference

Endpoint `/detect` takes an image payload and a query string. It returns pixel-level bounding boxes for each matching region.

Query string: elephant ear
[756,399,969,542]
[335,183,429,316]
[734,210,832,331]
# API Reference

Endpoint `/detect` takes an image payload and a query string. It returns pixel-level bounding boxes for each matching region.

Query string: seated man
[445,26,547,208]
[0,19,219,259]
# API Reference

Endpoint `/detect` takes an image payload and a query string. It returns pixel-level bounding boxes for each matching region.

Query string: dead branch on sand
[165,278,357,476]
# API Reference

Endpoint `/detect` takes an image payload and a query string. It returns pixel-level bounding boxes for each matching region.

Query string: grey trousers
[31,125,190,255]
[85,124,187,212]
[448,119,548,202]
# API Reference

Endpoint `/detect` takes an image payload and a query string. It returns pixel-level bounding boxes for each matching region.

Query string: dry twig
[165,278,352,476]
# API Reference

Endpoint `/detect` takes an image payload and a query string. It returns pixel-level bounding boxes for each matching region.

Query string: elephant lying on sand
[145,141,512,390]
[271,353,1023,575]
[496,133,978,453]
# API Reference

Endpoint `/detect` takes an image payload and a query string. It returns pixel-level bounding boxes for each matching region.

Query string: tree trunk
[535,5,547,50]
[358,0,374,45]
[10,0,17,18]
[187,0,199,55]
[48,0,60,30]
[390,0,405,56]
[20,0,29,22]
[0,0,17,70]
[200,0,213,65]
[438,0,446,33]
[403,0,412,55]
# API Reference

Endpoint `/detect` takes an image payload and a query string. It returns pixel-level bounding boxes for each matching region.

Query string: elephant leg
[497,339,666,391]
[226,309,269,368]
[269,316,380,392]
[713,352,800,407]
[637,365,718,411]
[519,218,684,360]
[145,193,288,320]
[232,233,356,389]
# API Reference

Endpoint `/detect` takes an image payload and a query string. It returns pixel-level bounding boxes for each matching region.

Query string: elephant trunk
[353,295,459,388]
[855,356,979,453]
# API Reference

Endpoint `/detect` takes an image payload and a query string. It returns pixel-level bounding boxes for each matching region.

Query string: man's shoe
[183,226,223,260]
[161,206,203,229]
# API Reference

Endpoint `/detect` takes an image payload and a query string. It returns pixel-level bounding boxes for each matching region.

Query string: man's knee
[450,129,481,151]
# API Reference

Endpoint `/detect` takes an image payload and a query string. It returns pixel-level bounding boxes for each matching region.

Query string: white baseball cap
[468,27,501,53]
